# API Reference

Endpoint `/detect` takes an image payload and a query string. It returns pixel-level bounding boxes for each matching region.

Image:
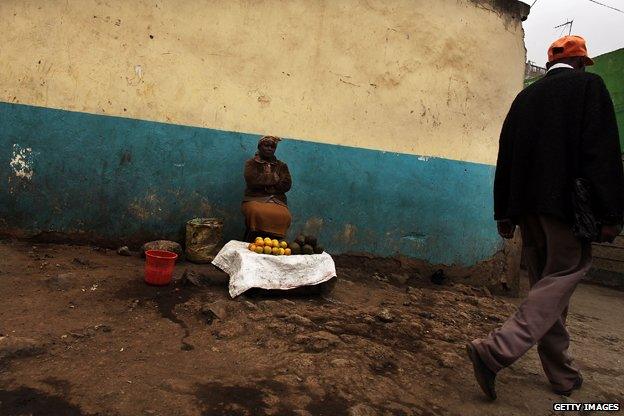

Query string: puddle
[151,288,195,351]
[115,279,196,350]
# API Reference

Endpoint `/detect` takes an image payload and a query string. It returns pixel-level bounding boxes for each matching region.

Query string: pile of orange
[248,237,292,256]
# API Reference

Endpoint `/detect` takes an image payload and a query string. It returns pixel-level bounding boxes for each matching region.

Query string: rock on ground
[348,403,378,416]
[200,299,230,324]
[117,246,131,256]
[376,308,394,323]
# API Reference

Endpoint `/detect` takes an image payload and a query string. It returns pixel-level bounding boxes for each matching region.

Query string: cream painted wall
[0,0,526,165]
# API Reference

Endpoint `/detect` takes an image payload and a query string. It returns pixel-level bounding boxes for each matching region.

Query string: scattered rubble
[389,273,410,285]
[286,314,314,327]
[72,257,92,267]
[116,246,131,256]
[94,324,112,333]
[294,331,343,352]
[45,273,75,291]
[199,299,229,325]
[331,358,352,367]
[438,352,461,369]
[375,308,394,323]
[348,403,378,416]
[0,241,620,415]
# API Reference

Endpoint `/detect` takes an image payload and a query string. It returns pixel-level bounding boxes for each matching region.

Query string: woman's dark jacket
[244,155,292,205]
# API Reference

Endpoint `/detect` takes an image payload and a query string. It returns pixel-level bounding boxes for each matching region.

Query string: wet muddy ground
[0,240,622,415]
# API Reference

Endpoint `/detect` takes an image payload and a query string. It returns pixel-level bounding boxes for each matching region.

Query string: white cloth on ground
[212,240,337,298]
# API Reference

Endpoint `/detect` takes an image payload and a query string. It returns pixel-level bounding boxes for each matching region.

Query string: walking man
[467,35,624,399]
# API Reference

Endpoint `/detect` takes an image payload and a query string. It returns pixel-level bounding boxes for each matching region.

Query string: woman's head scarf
[258,135,281,148]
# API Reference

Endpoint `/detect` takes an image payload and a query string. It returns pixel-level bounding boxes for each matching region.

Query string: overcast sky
[521,0,624,66]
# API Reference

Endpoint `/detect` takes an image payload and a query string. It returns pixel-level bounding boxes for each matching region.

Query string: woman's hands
[258,165,280,188]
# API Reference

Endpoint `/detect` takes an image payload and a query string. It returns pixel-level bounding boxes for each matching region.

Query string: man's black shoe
[466,342,497,400]
[553,375,583,396]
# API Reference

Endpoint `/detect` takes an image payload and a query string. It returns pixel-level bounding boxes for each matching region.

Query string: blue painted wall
[0,102,501,265]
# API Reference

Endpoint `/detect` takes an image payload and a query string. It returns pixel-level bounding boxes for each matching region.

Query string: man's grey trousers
[473,214,590,392]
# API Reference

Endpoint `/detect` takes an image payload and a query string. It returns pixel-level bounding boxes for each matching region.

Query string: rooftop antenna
[554,19,574,36]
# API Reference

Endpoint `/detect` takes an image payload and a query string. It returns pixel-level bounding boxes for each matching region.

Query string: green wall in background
[588,48,624,151]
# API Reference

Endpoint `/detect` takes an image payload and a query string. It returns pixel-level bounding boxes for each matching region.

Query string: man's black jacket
[494,67,624,225]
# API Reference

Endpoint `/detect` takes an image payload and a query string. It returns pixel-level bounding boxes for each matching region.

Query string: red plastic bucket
[144,250,178,286]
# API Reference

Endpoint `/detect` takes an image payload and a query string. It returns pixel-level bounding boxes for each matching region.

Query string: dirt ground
[0,240,622,416]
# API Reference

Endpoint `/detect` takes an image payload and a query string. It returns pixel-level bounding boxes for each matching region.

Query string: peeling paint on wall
[401,232,427,246]
[134,65,143,79]
[10,144,34,180]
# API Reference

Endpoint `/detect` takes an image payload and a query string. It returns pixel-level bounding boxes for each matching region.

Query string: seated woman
[242,136,292,242]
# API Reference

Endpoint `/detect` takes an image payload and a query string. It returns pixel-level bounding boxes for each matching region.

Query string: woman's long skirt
[241,201,292,238]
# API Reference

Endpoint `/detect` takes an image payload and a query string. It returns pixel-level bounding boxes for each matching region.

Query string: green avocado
[305,235,318,247]
[302,244,314,255]
[290,242,301,255]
